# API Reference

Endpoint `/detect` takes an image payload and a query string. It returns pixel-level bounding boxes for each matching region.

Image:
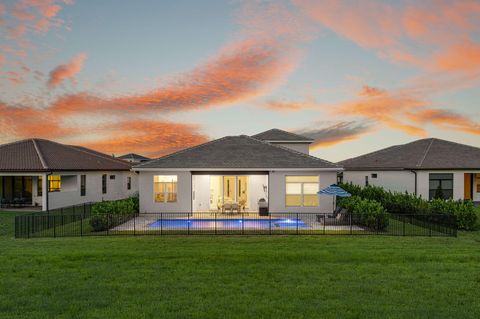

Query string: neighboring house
[117,153,151,164]
[339,138,480,202]
[0,139,138,211]
[133,129,341,214]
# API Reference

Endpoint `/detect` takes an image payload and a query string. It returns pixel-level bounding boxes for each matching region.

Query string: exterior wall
[269,143,310,154]
[48,171,138,210]
[269,170,337,213]
[138,170,191,213]
[416,170,480,201]
[343,170,416,194]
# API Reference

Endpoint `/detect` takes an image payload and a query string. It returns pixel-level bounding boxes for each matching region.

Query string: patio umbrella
[317,184,351,211]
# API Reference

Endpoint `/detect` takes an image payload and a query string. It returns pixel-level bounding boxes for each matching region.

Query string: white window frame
[285,176,319,207]
[154,175,178,203]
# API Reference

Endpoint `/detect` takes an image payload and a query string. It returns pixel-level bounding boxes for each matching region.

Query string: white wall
[269,143,310,154]
[417,170,480,201]
[343,171,416,194]
[48,171,138,210]
[138,171,191,213]
[269,170,337,213]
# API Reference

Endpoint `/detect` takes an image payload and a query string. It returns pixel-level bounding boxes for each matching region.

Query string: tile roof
[135,135,339,170]
[339,138,480,170]
[252,128,313,142]
[0,139,132,172]
[118,153,151,162]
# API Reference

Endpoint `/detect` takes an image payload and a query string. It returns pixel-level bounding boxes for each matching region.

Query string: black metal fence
[15,207,457,238]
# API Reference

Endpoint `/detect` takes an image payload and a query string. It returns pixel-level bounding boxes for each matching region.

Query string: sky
[0,0,480,162]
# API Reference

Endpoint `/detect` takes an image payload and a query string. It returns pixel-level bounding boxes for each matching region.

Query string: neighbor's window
[371,173,378,179]
[80,175,86,196]
[429,173,453,200]
[285,176,319,207]
[102,174,107,194]
[48,175,61,192]
[37,176,43,196]
[110,175,116,180]
[127,176,132,190]
[154,175,177,203]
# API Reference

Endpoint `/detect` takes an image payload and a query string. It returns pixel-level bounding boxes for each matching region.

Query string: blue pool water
[148,218,309,229]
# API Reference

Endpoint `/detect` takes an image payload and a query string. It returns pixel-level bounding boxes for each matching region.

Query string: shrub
[338,196,389,231]
[340,182,478,230]
[89,196,139,232]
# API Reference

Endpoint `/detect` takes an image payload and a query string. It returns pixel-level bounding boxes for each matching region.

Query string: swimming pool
[148,218,309,229]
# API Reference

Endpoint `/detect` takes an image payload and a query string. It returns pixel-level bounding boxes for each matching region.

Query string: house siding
[343,171,416,194]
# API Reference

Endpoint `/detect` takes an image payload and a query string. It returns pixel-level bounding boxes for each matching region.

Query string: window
[285,176,319,207]
[102,174,107,194]
[476,174,480,193]
[365,176,369,186]
[48,175,61,192]
[371,173,378,179]
[37,176,43,196]
[110,175,116,180]
[154,175,177,203]
[337,172,343,184]
[127,176,131,190]
[80,175,86,196]
[429,173,453,200]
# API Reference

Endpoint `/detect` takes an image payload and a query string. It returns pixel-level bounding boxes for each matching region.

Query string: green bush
[89,196,139,232]
[338,196,389,231]
[340,182,478,230]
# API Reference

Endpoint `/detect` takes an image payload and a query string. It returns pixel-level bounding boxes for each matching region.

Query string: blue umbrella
[318,184,351,211]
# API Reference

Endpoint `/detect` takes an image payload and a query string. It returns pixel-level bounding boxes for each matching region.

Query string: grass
[1,211,480,318]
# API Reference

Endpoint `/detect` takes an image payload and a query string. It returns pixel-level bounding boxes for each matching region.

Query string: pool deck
[112,213,364,232]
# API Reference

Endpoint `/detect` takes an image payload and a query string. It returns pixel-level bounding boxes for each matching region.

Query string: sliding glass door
[209,175,249,211]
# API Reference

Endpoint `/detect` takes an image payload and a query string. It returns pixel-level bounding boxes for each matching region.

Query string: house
[339,138,480,202]
[117,153,151,164]
[0,139,138,211]
[133,129,341,214]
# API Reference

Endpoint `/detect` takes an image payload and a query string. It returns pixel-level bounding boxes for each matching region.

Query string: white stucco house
[133,129,342,214]
[339,138,480,202]
[0,139,138,211]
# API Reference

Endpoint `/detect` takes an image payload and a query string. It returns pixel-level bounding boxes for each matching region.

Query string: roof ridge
[252,128,313,141]
[134,135,229,168]
[416,138,434,167]
[245,135,340,168]
[31,139,48,170]
[61,143,131,167]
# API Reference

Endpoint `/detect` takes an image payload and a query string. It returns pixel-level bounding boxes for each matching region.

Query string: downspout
[410,170,417,196]
[45,172,52,211]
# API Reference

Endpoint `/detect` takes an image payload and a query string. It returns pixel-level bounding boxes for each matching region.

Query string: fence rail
[15,207,457,238]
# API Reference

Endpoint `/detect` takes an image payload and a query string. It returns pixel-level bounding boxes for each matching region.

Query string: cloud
[407,109,480,135]
[296,121,374,149]
[262,99,317,111]
[47,53,87,88]
[82,120,208,157]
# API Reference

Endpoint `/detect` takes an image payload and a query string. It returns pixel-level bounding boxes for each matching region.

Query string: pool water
[148,218,309,229]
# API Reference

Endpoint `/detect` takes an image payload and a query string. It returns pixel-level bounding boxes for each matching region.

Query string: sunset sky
[1,0,480,162]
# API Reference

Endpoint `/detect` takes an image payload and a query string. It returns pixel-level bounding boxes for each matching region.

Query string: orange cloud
[80,120,208,158]
[262,100,316,111]
[431,40,480,72]
[407,109,480,135]
[296,121,374,149]
[47,53,87,88]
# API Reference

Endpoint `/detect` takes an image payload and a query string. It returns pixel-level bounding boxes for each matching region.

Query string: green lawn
[1,211,479,319]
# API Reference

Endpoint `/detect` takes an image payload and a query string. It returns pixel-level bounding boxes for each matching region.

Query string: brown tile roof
[0,139,132,172]
[252,128,313,142]
[135,135,339,169]
[339,138,480,170]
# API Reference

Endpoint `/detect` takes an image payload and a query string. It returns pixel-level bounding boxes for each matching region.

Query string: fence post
[187,214,190,235]
[160,213,163,236]
[80,212,83,237]
[350,213,353,235]
[429,215,432,237]
[403,216,406,236]
[214,211,217,235]
[269,214,272,235]
[296,213,299,235]
[133,212,136,236]
[53,215,56,238]
[107,214,109,236]
[83,202,86,218]
[242,212,245,235]
[323,213,326,235]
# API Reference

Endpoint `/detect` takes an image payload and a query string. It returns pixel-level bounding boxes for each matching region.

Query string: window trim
[80,175,86,197]
[285,175,319,207]
[428,173,453,200]
[127,176,131,190]
[102,174,107,194]
[154,175,178,203]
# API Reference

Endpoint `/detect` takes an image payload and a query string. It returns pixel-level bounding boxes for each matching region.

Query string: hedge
[338,196,389,231]
[340,183,478,230]
[90,196,139,232]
